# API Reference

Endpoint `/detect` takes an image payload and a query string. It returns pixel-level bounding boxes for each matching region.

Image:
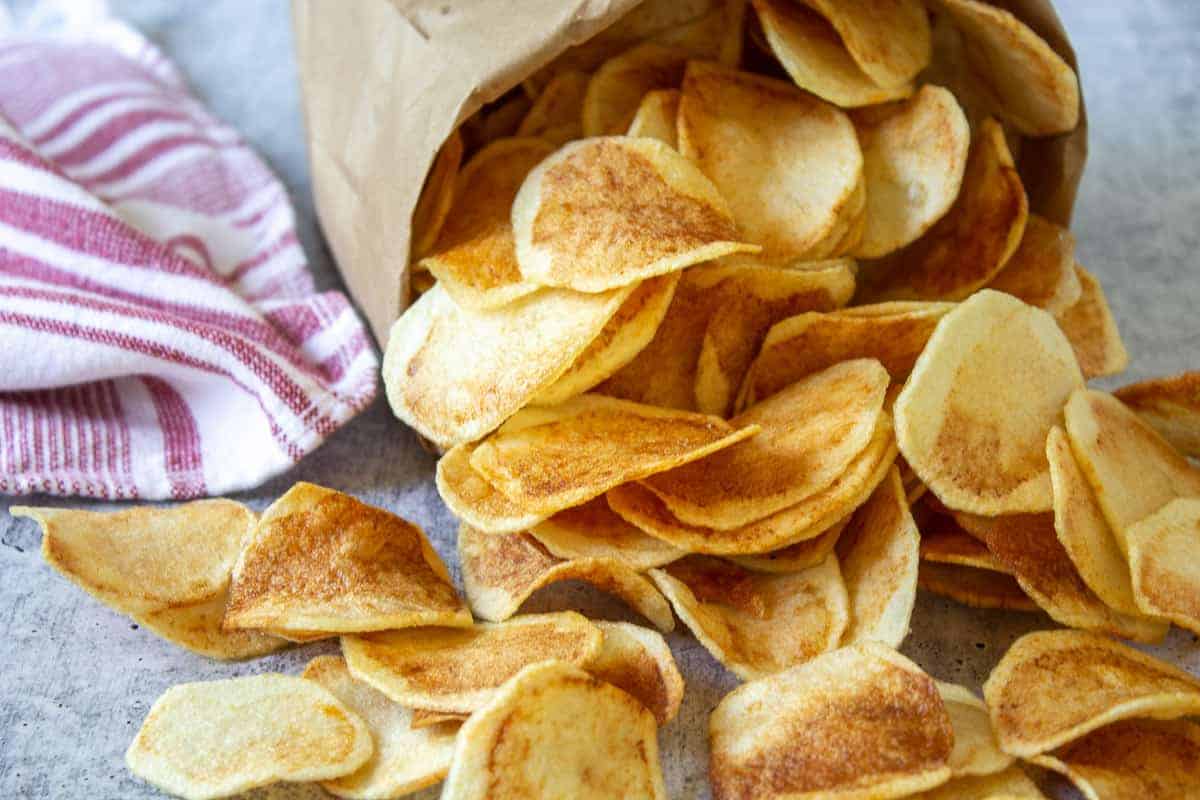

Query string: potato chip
[383,281,632,448]
[1115,371,1200,459]
[224,483,470,637]
[516,71,588,145]
[1031,719,1200,800]
[896,290,1083,515]
[512,136,758,292]
[753,0,914,108]
[678,61,863,264]
[987,215,1081,315]
[529,497,684,570]
[727,517,847,573]
[918,507,1009,573]
[589,621,684,726]
[911,765,1045,800]
[1054,265,1128,380]
[796,0,931,89]
[650,555,847,679]
[938,681,1014,778]
[838,466,919,647]
[643,359,888,529]
[1126,498,1200,634]
[410,268,436,296]
[654,0,744,65]
[940,0,1080,136]
[342,611,602,714]
[441,660,666,800]
[303,655,456,798]
[126,674,372,800]
[918,560,1038,611]
[983,629,1200,757]
[710,642,952,799]
[457,525,675,632]
[462,93,533,152]
[738,301,952,410]
[533,272,680,406]
[135,591,286,661]
[435,440,550,535]
[582,43,690,137]
[866,118,1027,301]
[468,394,757,517]
[626,88,681,145]
[1064,389,1200,552]
[852,86,970,259]
[411,130,463,259]
[409,709,467,729]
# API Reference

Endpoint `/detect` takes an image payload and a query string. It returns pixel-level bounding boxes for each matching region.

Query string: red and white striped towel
[0,16,377,500]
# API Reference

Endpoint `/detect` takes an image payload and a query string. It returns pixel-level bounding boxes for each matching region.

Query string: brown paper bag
[293,0,1087,343]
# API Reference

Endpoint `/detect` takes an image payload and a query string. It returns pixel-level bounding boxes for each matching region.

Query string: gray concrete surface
[2,1,1198,797]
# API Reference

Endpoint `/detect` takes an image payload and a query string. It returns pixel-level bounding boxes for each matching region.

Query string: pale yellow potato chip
[609,410,897,554]
[1031,719,1200,800]
[837,466,919,647]
[582,43,690,137]
[650,555,848,679]
[917,506,1010,574]
[441,661,666,800]
[1054,264,1129,380]
[853,85,970,258]
[134,590,286,661]
[654,0,745,65]
[796,0,931,88]
[678,61,862,264]
[435,440,550,535]
[938,681,1014,778]
[896,290,1083,515]
[727,516,847,573]
[1064,388,1200,552]
[987,215,1081,315]
[303,655,457,799]
[865,118,1027,301]
[529,497,685,570]
[457,525,675,632]
[1126,498,1200,634]
[469,394,757,517]
[126,674,372,800]
[533,272,679,406]
[626,88,681,146]
[983,629,1200,758]
[516,70,588,145]
[223,483,470,637]
[512,136,758,292]
[411,130,463,259]
[342,612,602,714]
[409,709,468,729]
[710,642,952,799]
[911,765,1045,800]
[590,621,685,726]
[1115,371,1200,458]
[941,0,1080,136]
[918,560,1038,611]
[753,0,914,108]
[643,359,888,529]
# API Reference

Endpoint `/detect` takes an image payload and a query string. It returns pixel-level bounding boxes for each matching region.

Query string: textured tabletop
[2,1,1199,797]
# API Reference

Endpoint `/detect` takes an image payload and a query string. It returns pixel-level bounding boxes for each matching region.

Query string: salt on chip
[342,611,602,715]
[1054,264,1129,380]
[589,621,685,726]
[727,516,846,573]
[983,629,1200,758]
[649,555,848,679]
[1115,371,1200,458]
[918,561,1038,612]
[440,661,667,800]
[626,88,681,146]
[709,642,952,800]
[223,483,470,637]
[512,136,758,292]
[303,655,456,799]
[911,765,1045,800]
[126,674,373,800]
[678,61,863,264]
[987,215,1081,315]
[516,70,588,145]
[436,440,549,534]
[1126,498,1200,635]
[457,525,675,632]
[797,0,931,89]
[895,290,1083,515]
[411,130,463,259]
[582,43,690,137]
[529,497,684,570]
[937,681,1014,779]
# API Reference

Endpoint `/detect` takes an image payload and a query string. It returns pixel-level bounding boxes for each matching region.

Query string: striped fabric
[0,17,377,500]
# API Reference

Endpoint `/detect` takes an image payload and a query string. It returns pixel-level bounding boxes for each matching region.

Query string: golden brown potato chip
[941,0,1080,136]
[753,0,914,108]
[529,497,684,570]
[796,0,931,89]
[918,506,1010,573]
[223,483,470,637]
[938,681,1014,778]
[126,674,373,800]
[1031,719,1200,800]
[303,655,457,798]
[1126,498,1200,634]
[678,61,862,264]
[727,516,847,573]
[343,612,602,714]
[512,136,757,292]
[533,272,680,406]
[918,560,1038,611]
[419,138,553,310]
[866,118,1027,301]
[435,440,549,535]
[987,215,1081,315]
[852,85,970,258]
[582,43,690,137]
[1053,264,1129,380]
[626,88,681,146]
[134,591,286,661]
[411,130,463,260]
[590,621,684,726]
[516,70,588,145]
[983,629,1200,757]
[1064,388,1200,552]
[441,661,667,800]
[710,642,952,799]
[410,268,436,296]
[896,290,1083,515]
[457,525,675,632]
[383,280,632,448]
[643,359,888,529]
[837,466,919,647]
[655,0,745,65]
[461,93,533,152]
[1115,371,1200,458]
[650,555,847,679]
[409,709,468,729]
[911,765,1045,800]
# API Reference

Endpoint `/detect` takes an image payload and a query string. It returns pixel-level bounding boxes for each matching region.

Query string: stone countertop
[2,1,1199,797]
